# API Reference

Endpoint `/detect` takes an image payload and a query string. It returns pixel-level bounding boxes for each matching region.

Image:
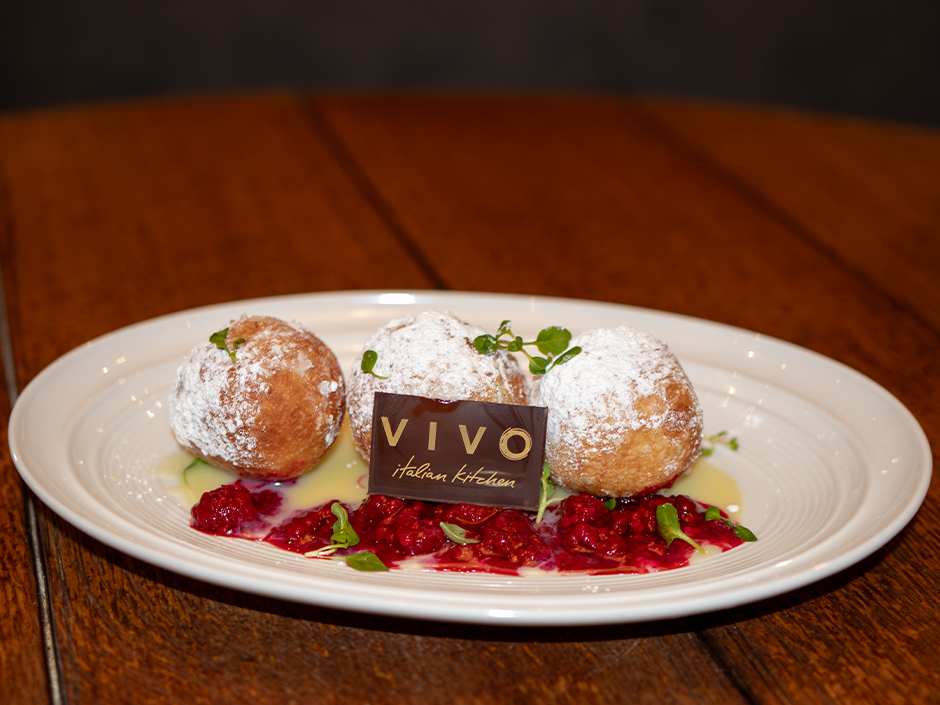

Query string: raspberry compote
[191,483,745,575]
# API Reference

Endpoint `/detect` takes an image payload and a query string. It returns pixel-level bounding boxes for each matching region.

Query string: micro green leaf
[528,356,549,375]
[330,502,359,549]
[474,320,581,374]
[700,430,740,457]
[705,504,758,542]
[536,462,562,524]
[534,326,572,356]
[344,551,389,571]
[473,334,500,355]
[328,504,389,570]
[210,328,246,363]
[551,346,581,369]
[360,350,388,379]
[656,503,705,554]
[209,328,228,349]
[305,502,362,558]
[704,505,722,521]
[440,522,480,544]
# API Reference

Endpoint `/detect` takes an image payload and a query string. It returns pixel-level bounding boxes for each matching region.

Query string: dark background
[2,0,939,128]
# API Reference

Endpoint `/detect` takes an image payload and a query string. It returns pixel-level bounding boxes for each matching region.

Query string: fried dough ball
[534,326,702,497]
[347,310,528,459]
[169,315,345,480]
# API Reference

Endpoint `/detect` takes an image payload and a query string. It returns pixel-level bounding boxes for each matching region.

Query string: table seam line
[298,95,450,291]
[627,102,940,340]
[0,166,67,705]
[695,626,782,705]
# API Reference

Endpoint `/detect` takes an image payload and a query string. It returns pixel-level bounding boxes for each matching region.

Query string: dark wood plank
[634,100,940,333]
[625,101,940,704]
[0,95,438,704]
[312,94,940,704]
[2,93,938,704]
[0,372,50,703]
[311,95,939,410]
[37,513,752,705]
[0,95,436,383]
[0,95,748,705]
[1,103,52,705]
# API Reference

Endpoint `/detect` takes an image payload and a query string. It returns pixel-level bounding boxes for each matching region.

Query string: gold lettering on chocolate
[459,425,486,454]
[428,421,437,451]
[498,428,532,461]
[369,392,545,509]
[381,417,408,446]
[451,465,515,488]
[391,455,448,482]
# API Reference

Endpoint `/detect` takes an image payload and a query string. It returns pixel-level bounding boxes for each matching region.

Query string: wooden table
[1,94,938,704]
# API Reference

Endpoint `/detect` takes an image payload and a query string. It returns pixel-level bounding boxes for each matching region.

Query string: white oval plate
[9,291,932,626]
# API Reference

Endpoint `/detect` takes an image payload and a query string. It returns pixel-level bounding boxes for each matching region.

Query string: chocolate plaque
[367,392,547,510]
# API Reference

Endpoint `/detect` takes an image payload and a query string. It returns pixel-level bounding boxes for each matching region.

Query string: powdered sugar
[169,316,345,471]
[538,327,697,446]
[535,326,701,448]
[534,326,703,493]
[346,310,527,455]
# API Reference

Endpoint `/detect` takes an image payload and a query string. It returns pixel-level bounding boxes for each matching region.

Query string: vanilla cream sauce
[159,424,742,523]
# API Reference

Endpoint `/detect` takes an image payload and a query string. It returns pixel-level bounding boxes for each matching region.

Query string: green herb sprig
[360,350,388,379]
[305,502,389,571]
[705,505,758,542]
[440,522,480,544]
[210,328,246,363]
[656,503,706,554]
[343,552,388,571]
[700,431,740,457]
[473,320,581,375]
[536,462,564,523]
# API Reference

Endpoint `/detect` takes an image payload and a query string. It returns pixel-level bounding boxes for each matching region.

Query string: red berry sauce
[190,481,281,536]
[192,485,744,575]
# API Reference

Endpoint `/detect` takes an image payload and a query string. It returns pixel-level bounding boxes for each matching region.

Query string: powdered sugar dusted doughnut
[347,310,528,459]
[535,326,703,497]
[169,315,345,480]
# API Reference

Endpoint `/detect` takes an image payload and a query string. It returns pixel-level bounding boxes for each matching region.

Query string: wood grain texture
[1,94,938,704]
[0,94,744,705]
[311,95,939,417]
[38,510,749,705]
[0,386,50,703]
[626,100,940,705]
[0,116,52,704]
[313,94,940,704]
[0,95,437,384]
[634,100,940,333]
